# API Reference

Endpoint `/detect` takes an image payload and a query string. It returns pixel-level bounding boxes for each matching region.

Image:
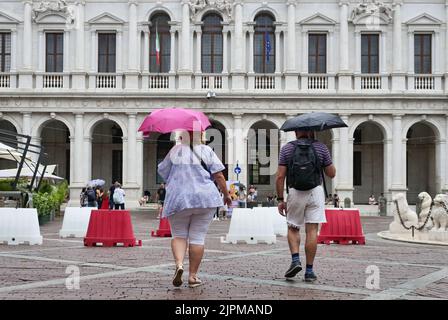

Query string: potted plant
[33,192,55,225]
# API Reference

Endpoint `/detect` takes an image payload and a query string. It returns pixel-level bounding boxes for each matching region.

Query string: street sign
[234,166,241,175]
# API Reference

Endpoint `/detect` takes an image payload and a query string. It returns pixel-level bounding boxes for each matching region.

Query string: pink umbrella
[138,108,211,135]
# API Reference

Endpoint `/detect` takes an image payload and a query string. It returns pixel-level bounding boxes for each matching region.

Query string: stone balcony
[0,71,446,95]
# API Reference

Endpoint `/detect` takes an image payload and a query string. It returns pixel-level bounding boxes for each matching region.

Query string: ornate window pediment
[32,0,75,25]
[300,13,336,26]
[350,0,393,26]
[0,11,21,25]
[406,13,442,26]
[88,12,125,25]
[188,0,234,22]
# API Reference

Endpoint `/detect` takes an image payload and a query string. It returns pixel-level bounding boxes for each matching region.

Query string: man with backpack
[85,187,97,208]
[276,130,336,282]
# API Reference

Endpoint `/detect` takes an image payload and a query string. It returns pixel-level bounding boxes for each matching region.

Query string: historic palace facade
[0,0,447,210]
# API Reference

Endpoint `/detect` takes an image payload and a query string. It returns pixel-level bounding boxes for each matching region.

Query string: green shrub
[33,192,56,217]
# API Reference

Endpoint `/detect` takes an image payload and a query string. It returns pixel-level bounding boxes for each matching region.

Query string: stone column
[443,115,448,192]
[248,29,254,73]
[22,112,32,136]
[127,1,138,71]
[392,1,406,91]
[22,1,32,70]
[196,30,202,73]
[126,113,137,186]
[233,113,246,185]
[381,32,387,74]
[63,31,70,72]
[90,30,97,72]
[275,30,281,74]
[75,1,85,70]
[37,31,45,72]
[355,31,361,73]
[178,0,192,89]
[338,1,352,91]
[116,31,123,73]
[445,1,448,91]
[222,29,228,74]
[335,114,353,203]
[169,28,176,73]
[74,112,84,182]
[10,30,17,72]
[407,31,414,74]
[390,113,407,199]
[125,1,139,89]
[20,1,33,88]
[72,1,86,89]
[143,30,150,73]
[231,1,245,90]
[285,1,298,90]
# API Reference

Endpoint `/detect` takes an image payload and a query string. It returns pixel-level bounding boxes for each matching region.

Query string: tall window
[202,13,223,73]
[98,33,116,73]
[45,33,63,72]
[254,13,275,74]
[361,34,379,74]
[150,13,171,73]
[414,34,432,74]
[308,34,326,73]
[0,33,11,72]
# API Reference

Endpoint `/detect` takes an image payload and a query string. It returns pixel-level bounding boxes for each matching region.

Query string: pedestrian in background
[113,183,125,210]
[108,183,116,210]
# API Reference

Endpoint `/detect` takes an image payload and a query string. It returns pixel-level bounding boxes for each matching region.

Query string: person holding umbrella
[139,108,232,288]
[276,112,345,282]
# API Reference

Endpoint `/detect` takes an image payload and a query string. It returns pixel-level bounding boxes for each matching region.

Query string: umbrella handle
[321,170,328,199]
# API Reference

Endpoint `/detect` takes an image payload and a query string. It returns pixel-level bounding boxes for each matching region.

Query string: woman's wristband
[277,197,284,201]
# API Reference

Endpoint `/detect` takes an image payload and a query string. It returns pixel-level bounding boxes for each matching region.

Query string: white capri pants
[167,208,215,245]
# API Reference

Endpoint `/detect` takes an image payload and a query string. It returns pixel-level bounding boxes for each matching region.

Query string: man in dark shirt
[276,130,336,282]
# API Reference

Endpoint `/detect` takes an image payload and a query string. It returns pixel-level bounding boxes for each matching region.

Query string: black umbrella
[280,112,348,132]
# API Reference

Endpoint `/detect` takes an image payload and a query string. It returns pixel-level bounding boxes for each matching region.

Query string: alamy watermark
[365,265,380,290]
[65,265,80,290]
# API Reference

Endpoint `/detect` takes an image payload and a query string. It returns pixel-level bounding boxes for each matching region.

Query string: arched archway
[406,122,437,203]
[0,120,18,170]
[247,120,279,199]
[352,122,385,204]
[40,120,71,182]
[91,120,123,188]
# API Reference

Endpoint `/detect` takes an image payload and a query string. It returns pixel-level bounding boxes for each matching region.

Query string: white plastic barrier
[59,207,94,238]
[255,207,288,237]
[0,208,43,245]
[221,208,276,244]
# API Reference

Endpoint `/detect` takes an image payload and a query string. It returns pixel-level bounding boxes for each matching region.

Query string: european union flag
[265,31,271,62]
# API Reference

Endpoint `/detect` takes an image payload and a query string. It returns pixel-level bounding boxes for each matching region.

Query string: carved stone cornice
[188,0,235,21]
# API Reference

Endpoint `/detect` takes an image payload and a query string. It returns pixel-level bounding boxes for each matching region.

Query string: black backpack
[86,189,96,202]
[287,139,322,191]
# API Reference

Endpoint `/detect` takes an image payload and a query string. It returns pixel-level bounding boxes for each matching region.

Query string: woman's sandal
[172,265,184,287]
[188,276,203,288]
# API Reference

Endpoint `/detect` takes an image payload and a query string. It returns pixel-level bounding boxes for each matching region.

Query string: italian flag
[155,23,160,66]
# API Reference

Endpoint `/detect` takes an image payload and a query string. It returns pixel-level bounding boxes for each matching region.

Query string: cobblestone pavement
[0,210,447,300]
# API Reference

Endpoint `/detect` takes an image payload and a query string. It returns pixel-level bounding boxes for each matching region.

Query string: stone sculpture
[188,0,234,20]
[417,192,433,231]
[32,0,75,24]
[350,0,393,22]
[431,194,448,232]
[389,193,418,233]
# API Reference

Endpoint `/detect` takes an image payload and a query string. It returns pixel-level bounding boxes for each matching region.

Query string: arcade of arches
[0,113,446,210]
